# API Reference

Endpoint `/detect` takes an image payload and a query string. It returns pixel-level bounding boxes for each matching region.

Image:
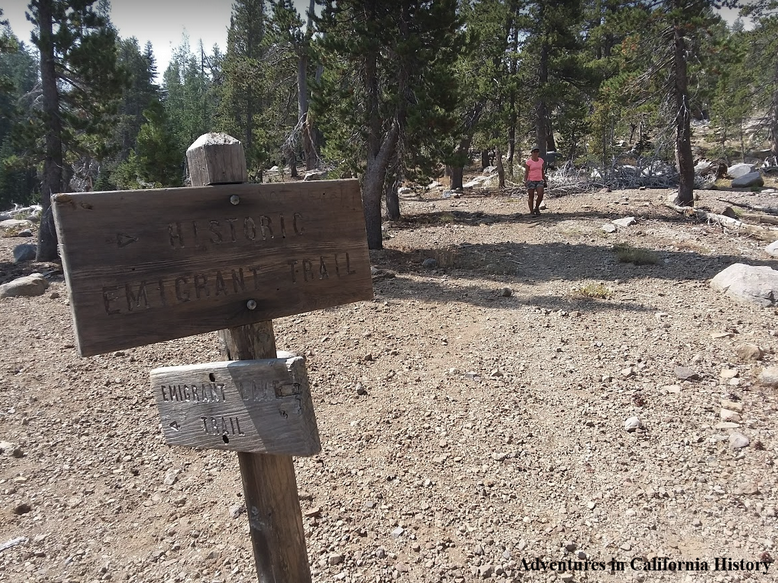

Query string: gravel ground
[1,182,778,583]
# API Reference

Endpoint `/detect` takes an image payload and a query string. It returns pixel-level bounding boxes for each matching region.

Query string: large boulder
[0,219,33,232]
[710,263,778,307]
[0,273,50,298]
[731,171,764,188]
[766,241,778,258]
[728,163,755,179]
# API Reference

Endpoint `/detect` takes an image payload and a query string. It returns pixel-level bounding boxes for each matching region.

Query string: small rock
[13,244,36,263]
[304,507,321,518]
[664,385,681,394]
[760,366,778,387]
[328,553,345,566]
[621,367,634,378]
[163,470,178,486]
[721,399,743,412]
[17,229,33,237]
[0,441,15,454]
[720,368,739,380]
[499,287,512,297]
[736,343,763,361]
[13,502,32,515]
[229,504,243,519]
[766,240,778,258]
[620,542,632,551]
[613,216,636,227]
[356,382,368,396]
[601,223,617,233]
[560,574,574,583]
[0,273,49,298]
[715,422,741,430]
[564,541,577,552]
[391,526,404,538]
[720,409,741,422]
[422,258,438,269]
[729,432,750,449]
[624,417,642,432]
[674,366,699,381]
[478,564,493,579]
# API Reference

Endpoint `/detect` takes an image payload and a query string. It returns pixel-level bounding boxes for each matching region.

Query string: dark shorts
[527,180,545,189]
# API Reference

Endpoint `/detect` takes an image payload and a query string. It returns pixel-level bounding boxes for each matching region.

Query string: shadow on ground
[370,240,778,312]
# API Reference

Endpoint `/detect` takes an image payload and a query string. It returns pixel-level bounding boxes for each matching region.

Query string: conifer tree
[217,0,269,175]
[26,0,127,261]
[0,15,38,208]
[314,0,461,249]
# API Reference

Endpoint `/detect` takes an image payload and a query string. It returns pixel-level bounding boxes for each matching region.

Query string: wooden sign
[52,180,373,356]
[151,355,320,455]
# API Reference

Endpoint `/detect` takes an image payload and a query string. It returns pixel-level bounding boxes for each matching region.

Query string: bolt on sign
[51,180,373,357]
[151,354,320,456]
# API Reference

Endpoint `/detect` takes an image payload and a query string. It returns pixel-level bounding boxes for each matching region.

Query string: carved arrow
[116,233,139,248]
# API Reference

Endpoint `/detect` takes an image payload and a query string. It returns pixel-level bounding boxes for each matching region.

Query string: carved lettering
[175,277,190,302]
[319,256,329,279]
[293,212,303,235]
[288,260,298,283]
[226,218,238,242]
[259,215,273,240]
[231,269,245,293]
[102,285,121,315]
[215,270,227,296]
[244,217,257,241]
[209,220,223,244]
[194,274,208,299]
[168,222,184,248]
[125,281,150,311]
[303,259,314,282]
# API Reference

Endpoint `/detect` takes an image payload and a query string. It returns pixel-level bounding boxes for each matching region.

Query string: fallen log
[664,201,778,242]
[721,206,778,226]
[717,198,778,216]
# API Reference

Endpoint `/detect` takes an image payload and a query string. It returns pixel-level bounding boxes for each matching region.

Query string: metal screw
[230,195,240,205]
[246,299,257,310]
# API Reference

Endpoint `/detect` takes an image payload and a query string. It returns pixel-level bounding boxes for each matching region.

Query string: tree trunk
[385,163,401,221]
[771,55,778,162]
[481,150,491,170]
[672,19,694,207]
[299,1,317,170]
[495,145,505,189]
[37,0,62,263]
[535,40,550,159]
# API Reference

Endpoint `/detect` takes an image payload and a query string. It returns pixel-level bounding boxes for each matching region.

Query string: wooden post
[186,133,312,583]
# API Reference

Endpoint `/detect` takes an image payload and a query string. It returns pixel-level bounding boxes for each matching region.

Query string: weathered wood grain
[151,357,320,456]
[187,133,314,583]
[52,179,373,356]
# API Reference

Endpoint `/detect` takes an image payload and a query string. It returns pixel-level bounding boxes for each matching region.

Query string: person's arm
[524,162,530,184]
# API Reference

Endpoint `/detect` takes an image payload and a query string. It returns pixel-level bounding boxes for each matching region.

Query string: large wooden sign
[52,180,373,356]
[151,355,320,455]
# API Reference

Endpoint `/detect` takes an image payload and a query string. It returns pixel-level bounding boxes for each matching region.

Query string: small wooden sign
[52,180,373,356]
[151,355,320,455]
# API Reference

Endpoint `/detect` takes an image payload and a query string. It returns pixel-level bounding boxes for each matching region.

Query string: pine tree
[314,0,462,249]
[27,0,127,261]
[217,0,269,175]
[0,15,38,208]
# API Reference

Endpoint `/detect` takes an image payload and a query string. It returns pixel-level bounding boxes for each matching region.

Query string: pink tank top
[526,157,544,181]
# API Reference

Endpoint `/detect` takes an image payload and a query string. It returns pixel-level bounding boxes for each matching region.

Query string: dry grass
[572,282,612,299]
[613,243,659,265]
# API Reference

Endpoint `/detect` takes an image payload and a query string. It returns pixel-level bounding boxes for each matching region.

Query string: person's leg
[534,185,544,214]
[527,187,535,214]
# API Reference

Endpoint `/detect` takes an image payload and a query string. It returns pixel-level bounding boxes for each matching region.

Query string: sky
[2,1,750,81]
[2,0,312,79]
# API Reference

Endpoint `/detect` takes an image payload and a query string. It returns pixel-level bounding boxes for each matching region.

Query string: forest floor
[1,178,778,583]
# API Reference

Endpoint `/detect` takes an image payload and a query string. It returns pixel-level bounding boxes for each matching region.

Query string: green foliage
[163,37,221,162]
